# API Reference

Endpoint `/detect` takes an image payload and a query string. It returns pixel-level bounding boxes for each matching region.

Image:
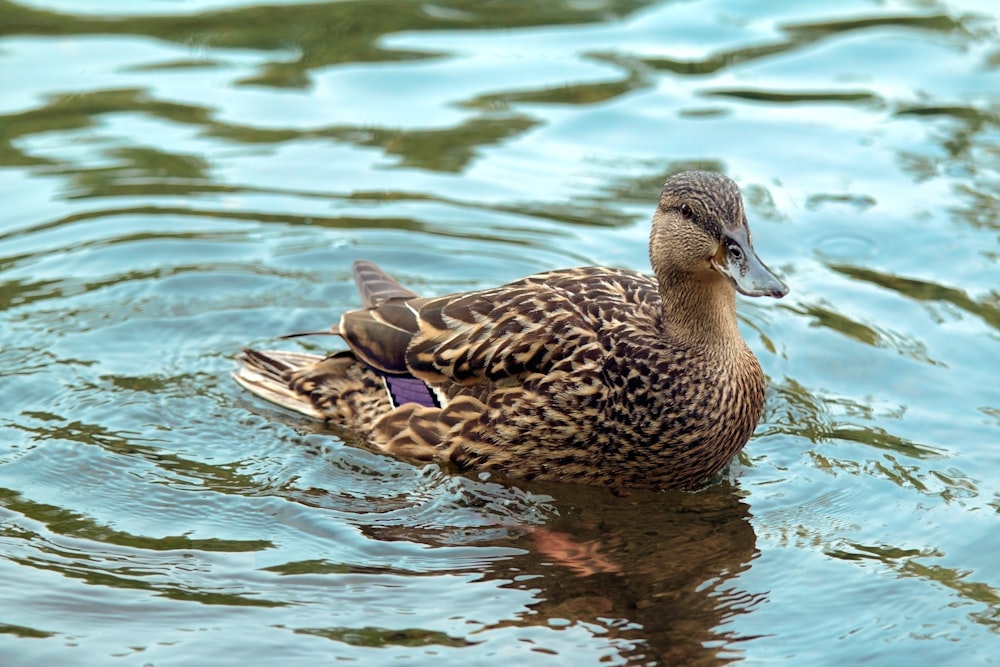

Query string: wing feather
[340,309,413,374]
[338,262,422,374]
[406,284,597,385]
[353,260,419,307]
[338,264,657,389]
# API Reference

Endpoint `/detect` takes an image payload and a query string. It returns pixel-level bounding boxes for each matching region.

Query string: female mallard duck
[234,170,787,490]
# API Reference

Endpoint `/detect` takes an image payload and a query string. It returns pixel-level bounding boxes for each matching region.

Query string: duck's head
[650,170,788,298]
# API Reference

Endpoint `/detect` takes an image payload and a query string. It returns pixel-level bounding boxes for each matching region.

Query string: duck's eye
[727,242,744,263]
[679,203,694,219]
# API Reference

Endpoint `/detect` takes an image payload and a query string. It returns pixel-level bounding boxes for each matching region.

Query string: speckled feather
[234,171,787,490]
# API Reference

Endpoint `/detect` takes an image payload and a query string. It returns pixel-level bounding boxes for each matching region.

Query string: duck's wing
[336,262,422,374]
[339,263,599,386]
[406,267,663,387]
[405,284,593,386]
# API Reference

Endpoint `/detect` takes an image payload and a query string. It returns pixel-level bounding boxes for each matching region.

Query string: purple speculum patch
[380,374,440,409]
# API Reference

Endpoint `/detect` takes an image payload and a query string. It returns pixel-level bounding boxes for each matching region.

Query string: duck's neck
[657,271,745,353]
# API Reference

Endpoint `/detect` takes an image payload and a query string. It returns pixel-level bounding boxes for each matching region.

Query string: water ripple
[2,0,999,665]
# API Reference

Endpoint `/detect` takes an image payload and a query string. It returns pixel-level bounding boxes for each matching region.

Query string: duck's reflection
[317,468,761,666]
[278,422,761,665]
[478,480,761,666]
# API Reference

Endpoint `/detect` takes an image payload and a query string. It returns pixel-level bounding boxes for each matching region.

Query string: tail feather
[233,349,327,419]
[234,348,483,466]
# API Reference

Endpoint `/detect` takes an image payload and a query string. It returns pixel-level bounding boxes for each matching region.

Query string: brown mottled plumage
[234,171,788,490]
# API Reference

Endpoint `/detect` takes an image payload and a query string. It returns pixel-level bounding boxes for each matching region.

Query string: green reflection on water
[0,0,663,175]
[295,625,473,648]
[1,0,660,54]
[263,558,355,576]
[0,87,214,169]
[765,378,942,459]
[462,74,647,110]
[831,264,1000,331]
[638,13,967,76]
[705,89,880,105]
[261,558,441,577]
[0,622,55,639]
[783,300,941,365]
[0,488,272,552]
[828,542,1000,633]
[0,84,541,183]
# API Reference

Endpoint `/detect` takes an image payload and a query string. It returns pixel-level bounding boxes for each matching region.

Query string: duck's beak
[711,227,789,298]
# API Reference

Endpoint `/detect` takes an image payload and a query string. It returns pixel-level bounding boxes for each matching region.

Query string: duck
[233,170,788,490]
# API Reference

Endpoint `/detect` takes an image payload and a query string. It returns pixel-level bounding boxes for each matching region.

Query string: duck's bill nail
[712,235,789,299]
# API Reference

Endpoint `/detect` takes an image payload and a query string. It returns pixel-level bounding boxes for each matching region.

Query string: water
[1,0,998,665]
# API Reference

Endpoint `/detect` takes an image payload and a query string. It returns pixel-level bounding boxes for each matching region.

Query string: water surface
[1,0,999,665]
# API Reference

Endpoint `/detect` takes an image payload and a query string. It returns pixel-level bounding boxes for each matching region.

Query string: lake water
[1,0,998,665]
